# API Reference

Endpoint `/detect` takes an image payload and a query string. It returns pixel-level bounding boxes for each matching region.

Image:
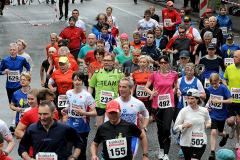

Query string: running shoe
[219,134,229,147]
[157,148,164,160]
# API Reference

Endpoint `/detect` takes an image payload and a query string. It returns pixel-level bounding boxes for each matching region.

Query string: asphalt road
[0,0,240,159]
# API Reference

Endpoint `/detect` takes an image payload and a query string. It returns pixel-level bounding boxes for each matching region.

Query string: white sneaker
[157,149,164,159]
[162,154,169,160]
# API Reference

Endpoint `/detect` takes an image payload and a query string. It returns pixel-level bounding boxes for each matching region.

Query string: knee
[211,130,217,137]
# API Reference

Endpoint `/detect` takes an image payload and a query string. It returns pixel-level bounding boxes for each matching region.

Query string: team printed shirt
[0,56,30,89]
[93,120,142,160]
[66,89,96,133]
[11,89,29,124]
[132,70,151,101]
[149,71,178,109]
[207,84,231,121]
[162,8,181,31]
[224,64,240,103]
[137,18,160,37]
[49,69,74,95]
[174,106,211,147]
[89,68,124,109]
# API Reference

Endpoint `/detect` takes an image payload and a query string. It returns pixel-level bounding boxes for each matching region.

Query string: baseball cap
[206,8,213,13]
[59,56,69,64]
[166,1,174,7]
[208,43,216,49]
[106,100,121,113]
[226,34,234,40]
[187,89,200,98]
[184,16,191,22]
[120,33,128,40]
[216,149,235,160]
[179,50,190,58]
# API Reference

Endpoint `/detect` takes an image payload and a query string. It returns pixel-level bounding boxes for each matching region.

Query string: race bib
[164,19,172,27]
[224,58,234,66]
[105,41,111,52]
[136,85,149,98]
[209,94,223,109]
[7,70,20,82]
[211,38,217,44]
[142,31,148,38]
[183,96,188,107]
[191,132,204,148]
[149,63,154,71]
[204,78,210,88]
[106,138,127,159]
[158,94,172,108]
[220,27,228,35]
[68,104,85,118]
[231,88,240,100]
[100,90,114,104]
[36,152,57,160]
[58,95,69,108]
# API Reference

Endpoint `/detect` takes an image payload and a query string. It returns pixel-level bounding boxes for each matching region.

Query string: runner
[0,119,15,157]
[88,54,124,127]
[206,73,232,160]
[0,43,30,104]
[62,72,97,160]
[174,89,211,160]
[145,55,178,160]
[88,49,104,79]
[115,42,132,65]
[90,100,149,160]
[224,50,240,148]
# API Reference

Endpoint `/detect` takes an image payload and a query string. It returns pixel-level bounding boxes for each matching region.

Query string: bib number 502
[191,139,204,146]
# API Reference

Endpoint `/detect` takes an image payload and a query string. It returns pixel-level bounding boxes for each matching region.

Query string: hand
[177,89,181,97]
[4,69,10,74]
[172,49,178,54]
[73,107,85,116]
[182,122,192,129]
[91,155,99,160]
[211,99,221,104]
[169,22,175,27]
[149,90,158,100]
[61,108,68,116]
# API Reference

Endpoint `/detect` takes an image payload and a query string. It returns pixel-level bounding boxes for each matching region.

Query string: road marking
[106,3,142,19]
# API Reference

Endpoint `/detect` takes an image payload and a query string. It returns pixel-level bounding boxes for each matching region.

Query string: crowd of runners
[0,0,240,160]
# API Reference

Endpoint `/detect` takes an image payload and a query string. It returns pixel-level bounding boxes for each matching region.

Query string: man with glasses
[88,54,124,127]
[162,1,181,38]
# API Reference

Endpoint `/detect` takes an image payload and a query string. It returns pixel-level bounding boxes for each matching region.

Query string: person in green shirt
[88,54,124,127]
[115,42,133,65]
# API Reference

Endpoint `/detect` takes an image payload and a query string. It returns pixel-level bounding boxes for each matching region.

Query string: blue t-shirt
[207,84,231,121]
[11,89,28,124]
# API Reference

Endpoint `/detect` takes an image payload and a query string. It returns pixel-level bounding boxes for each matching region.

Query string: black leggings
[181,145,206,160]
[59,0,68,18]
[154,107,174,154]
[77,132,89,160]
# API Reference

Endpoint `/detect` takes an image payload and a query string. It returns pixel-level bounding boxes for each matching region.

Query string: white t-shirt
[107,15,118,28]
[105,96,149,126]
[174,106,211,147]
[66,89,96,118]
[67,19,86,31]
[18,52,33,71]
[137,18,160,37]
[0,119,13,141]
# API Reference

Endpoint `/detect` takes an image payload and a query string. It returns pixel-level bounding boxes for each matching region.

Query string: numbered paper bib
[209,94,223,109]
[7,70,20,82]
[136,85,149,98]
[211,38,217,44]
[164,19,172,27]
[149,63,154,71]
[231,88,240,100]
[204,78,210,88]
[220,27,228,35]
[183,96,188,107]
[58,95,69,108]
[142,31,148,38]
[100,90,114,104]
[224,58,234,66]
[106,138,127,159]
[158,94,172,109]
[36,152,57,160]
[68,104,84,118]
[191,132,205,148]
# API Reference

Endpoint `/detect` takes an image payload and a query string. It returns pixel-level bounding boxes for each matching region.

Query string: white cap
[187,89,200,98]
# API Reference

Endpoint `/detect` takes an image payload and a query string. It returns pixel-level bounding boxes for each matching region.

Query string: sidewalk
[145,0,240,33]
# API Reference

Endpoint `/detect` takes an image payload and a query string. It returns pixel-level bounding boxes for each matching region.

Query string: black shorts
[181,145,206,160]
[211,119,225,133]
[96,107,105,116]
[228,103,240,117]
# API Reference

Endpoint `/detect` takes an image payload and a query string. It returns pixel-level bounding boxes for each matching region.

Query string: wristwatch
[143,153,149,157]
[142,127,148,132]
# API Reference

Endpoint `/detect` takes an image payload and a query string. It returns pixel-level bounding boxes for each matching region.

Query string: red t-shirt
[0,152,12,160]
[51,69,74,95]
[88,61,103,75]
[20,107,59,127]
[46,43,59,58]
[130,41,145,49]
[162,8,181,31]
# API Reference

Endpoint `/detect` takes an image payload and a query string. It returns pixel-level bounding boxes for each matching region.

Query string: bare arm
[90,142,99,160]
[14,122,27,139]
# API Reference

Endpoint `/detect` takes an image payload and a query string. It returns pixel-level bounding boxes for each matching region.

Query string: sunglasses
[179,31,185,34]
[159,61,168,64]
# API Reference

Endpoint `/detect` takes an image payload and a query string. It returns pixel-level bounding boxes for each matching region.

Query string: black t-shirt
[41,59,53,88]
[122,60,140,77]
[199,55,225,74]
[195,43,222,58]
[94,120,142,160]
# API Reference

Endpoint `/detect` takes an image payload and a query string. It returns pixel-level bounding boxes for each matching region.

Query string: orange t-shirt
[88,61,103,75]
[132,70,151,101]
[130,41,145,49]
[51,69,74,95]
